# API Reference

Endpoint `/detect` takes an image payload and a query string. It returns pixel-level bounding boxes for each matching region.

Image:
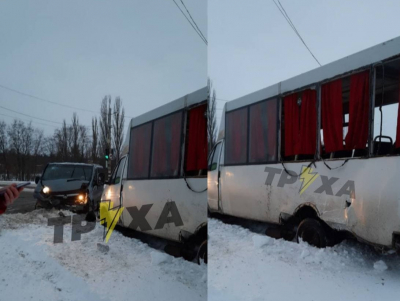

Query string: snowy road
[0,210,206,301]
[208,218,400,301]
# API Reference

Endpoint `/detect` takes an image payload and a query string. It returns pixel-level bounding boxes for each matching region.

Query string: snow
[0,210,206,301]
[252,234,273,248]
[208,218,400,301]
[374,260,388,272]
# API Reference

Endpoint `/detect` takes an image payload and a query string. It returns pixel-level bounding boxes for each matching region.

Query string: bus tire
[196,239,207,265]
[296,218,328,248]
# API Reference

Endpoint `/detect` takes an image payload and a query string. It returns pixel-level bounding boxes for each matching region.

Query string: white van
[102,87,208,263]
[209,37,400,251]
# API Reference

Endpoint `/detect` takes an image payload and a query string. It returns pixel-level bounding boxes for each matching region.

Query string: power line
[0,113,58,128]
[179,0,207,44]
[0,84,99,114]
[0,83,135,119]
[171,0,208,45]
[0,104,92,128]
[272,0,321,67]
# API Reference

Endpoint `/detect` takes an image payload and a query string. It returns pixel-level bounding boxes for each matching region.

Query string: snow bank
[0,210,206,301]
[209,218,400,301]
[252,234,273,248]
[151,251,172,265]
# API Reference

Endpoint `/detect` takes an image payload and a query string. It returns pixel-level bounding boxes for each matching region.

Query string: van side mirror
[35,176,40,184]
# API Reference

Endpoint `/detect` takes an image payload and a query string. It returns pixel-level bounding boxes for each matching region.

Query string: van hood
[36,179,90,194]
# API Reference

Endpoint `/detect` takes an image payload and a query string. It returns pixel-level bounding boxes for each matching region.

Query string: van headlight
[77,194,87,204]
[42,186,50,194]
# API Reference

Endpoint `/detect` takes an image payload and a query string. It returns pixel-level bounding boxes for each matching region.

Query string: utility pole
[107,98,112,180]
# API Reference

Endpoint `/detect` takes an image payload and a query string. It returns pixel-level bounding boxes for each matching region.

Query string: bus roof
[129,87,207,128]
[120,87,207,156]
[226,36,400,112]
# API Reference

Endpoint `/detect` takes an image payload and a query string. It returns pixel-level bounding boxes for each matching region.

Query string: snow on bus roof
[129,86,207,128]
[226,36,400,112]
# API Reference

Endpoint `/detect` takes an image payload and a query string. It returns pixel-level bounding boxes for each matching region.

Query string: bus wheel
[296,218,328,248]
[196,240,207,265]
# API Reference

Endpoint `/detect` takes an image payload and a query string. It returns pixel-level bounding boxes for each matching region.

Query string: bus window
[127,122,152,179]
[374,59,400,155]
[282,89,317,161]
[321,71,370,159]
[249,98,277,163]
[225,107,248,165]
[150,111,183,178]
[185,104,207,176]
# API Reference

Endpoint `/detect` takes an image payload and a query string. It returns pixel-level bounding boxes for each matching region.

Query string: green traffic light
[105,155,109,160]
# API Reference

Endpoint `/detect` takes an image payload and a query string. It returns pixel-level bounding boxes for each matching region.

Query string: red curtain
[267,100,277,159]
[396,77,400,148]
[345,71,370,150]
[185,104,207,171]
[249,103,264,161]
[151,118,166,176]
[170,113,182,175]
[299,90,317,155]
[226,108,247,164]
[284,90,316,156]
[151,112,182,177]
[129,123,151,178]
[321,79,344,153]
[284,94,300,156]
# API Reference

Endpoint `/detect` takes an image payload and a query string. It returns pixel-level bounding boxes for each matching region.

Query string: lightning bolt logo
[298,165,319,195]
[100,201,124,243]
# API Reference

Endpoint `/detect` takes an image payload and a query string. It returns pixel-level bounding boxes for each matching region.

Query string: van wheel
[296,218,328,248]
[196,240,207,265]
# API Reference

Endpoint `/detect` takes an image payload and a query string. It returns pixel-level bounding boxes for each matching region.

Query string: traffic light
[105,148,110,160]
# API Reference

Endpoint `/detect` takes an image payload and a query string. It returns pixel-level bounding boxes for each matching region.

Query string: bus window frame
[126,109,185,181]
[224,96,279,167]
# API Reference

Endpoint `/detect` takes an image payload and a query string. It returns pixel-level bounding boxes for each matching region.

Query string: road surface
[5,190,36,214]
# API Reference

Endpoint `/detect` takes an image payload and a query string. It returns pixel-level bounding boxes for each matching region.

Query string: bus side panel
[220,157,400,247]
[121,178,207,242]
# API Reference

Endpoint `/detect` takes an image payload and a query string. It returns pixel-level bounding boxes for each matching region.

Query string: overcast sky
[209,0,400,134]
[0,0,207,135]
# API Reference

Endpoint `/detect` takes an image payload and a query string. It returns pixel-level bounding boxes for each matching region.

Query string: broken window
[321,70,370,159]
[373,58,400,155]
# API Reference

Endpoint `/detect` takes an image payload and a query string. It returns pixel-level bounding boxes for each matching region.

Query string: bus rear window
[150,111,183,178]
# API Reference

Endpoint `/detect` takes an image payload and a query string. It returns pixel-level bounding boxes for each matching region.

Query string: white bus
[102,87,208,263]
[208,37,400,251]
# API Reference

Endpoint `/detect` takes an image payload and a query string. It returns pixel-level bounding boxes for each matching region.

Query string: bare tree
[91,117,99,163]
[0,121,8,179]
[113,97,125,161]
[71,113,80,161]
[43,136,56,158]
[99,96,111,160]
[21,122,34,180]
[7,120,25,179]
[207,78,217,154]
[32,128,44,176]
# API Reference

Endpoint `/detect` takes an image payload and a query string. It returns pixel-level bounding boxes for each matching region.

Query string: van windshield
[42,164,93,181]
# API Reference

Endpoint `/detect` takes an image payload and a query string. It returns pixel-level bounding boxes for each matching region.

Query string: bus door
[208,141,223,211]
[104,156,127,224]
